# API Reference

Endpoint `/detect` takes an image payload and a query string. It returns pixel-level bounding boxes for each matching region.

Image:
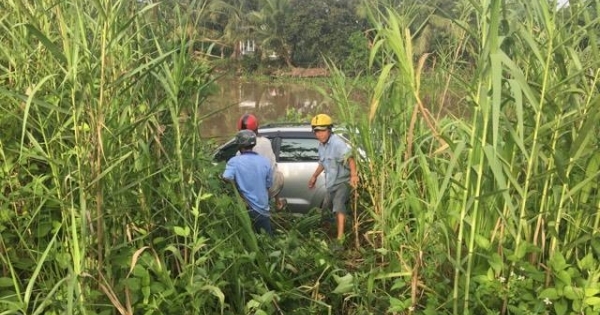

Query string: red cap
[237,114,259,132]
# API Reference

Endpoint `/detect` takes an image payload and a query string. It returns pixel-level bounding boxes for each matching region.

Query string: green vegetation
[1,0,599,315]
[198,0,370,73]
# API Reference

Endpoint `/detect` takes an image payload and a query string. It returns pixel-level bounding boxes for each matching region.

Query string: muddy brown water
[197,77,460,143]
[199,78,332,141]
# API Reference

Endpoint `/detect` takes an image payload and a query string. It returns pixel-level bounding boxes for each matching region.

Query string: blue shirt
[223,152,273,216]
[318,133,351,190]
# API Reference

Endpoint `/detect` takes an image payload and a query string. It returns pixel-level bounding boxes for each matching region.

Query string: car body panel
[277,160,325,213]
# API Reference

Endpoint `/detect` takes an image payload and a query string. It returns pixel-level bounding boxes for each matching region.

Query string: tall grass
[0,1,375,314]
[331,0,600,313]
[0,0,233,313]
[2,0,600,314]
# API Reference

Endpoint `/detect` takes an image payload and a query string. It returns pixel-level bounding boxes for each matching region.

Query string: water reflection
[278,138,319,162]
[200,78,331,139]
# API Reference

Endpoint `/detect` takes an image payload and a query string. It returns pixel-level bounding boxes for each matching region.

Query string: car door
[212,138,238,162]
[274,134,326,214]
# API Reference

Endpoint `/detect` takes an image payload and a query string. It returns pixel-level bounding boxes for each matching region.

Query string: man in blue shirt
[236,114,286,210]
[308,114,358,242]
[222,129,274,236]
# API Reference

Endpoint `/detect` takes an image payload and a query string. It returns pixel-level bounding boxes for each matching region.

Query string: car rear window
[278,138,319,162]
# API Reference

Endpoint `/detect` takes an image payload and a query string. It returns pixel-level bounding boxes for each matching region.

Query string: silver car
[214,123,339,213]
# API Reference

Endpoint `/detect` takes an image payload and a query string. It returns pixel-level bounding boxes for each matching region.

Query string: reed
[2,0,599,313]
[330,0,600,313]
[0,0,229,313]
[1,1,356,313]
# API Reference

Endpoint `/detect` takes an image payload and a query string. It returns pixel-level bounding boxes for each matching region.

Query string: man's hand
[308,175,317,189]
[350,174,359,188]
[309,165,323,189]
[348,157,358,188]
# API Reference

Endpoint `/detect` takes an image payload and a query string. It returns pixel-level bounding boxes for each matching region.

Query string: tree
[248,0,294,66]
[285,0,367,68]
[187,0,260,59]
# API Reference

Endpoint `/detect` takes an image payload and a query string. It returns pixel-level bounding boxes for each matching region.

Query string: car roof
[258,123,313,133]
[258,123,347,134]
[257,124,351,141]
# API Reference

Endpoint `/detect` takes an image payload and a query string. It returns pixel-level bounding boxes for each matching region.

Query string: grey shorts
[322,183,350,214]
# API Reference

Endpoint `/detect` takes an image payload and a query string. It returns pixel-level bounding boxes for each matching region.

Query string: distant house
[238,39,279,60]
[240,40,256,55]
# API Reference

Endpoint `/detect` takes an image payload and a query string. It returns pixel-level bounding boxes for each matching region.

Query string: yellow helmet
[311,114,333,130]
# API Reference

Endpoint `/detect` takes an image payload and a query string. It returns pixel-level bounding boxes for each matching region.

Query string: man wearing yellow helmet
[308,114,359,243]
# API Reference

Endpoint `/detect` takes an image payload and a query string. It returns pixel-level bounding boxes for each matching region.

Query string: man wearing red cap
[237,114,286,210]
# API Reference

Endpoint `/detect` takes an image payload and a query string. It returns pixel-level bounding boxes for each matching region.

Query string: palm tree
[187,0,247,58]
[247,0,294,67]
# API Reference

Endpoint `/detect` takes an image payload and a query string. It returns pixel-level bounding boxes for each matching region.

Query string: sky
[557,0,569,8]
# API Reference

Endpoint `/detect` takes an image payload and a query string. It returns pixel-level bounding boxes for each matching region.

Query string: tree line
[171,0,598,76]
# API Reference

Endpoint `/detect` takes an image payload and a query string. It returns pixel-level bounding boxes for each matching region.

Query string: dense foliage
[208,0,371,72]
[1,0,599,314]
[284,0,368,68]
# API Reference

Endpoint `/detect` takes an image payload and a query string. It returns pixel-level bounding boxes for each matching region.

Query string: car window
[278,138,319,162]
[214,136,279,163]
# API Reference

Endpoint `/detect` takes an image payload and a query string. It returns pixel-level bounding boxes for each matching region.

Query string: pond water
[199,78,333,140]
[196,76,463,142]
